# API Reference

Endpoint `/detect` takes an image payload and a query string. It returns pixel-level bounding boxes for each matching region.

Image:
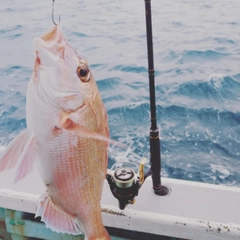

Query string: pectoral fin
[14,134,35,183]
[60,115,125,147]
[0,130,36,183]
[0,130,27,171]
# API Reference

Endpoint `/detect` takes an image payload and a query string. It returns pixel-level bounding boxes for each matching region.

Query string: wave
[110,64,148,73]
[0,25,23,40]
[155,75,240,111]
[179,50,228,63]
[1,0,240,187]
[213,37,235,45]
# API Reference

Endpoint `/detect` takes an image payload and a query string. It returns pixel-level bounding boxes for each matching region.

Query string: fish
[0,25,111,240]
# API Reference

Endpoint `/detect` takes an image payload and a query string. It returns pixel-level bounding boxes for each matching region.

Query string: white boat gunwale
[0,175,240,240]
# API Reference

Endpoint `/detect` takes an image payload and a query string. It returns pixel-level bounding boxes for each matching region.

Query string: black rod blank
[144,0,169,196]
[144,0,161,189]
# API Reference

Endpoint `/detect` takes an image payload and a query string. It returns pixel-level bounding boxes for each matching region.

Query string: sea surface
[0,0,240,187]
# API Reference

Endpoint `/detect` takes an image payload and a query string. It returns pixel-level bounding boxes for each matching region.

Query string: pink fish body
[0,25,110,240]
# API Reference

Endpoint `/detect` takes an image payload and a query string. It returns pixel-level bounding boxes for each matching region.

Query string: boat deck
[0,167,239,239]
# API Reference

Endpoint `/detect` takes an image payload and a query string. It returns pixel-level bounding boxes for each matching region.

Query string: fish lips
[33,37,60,68]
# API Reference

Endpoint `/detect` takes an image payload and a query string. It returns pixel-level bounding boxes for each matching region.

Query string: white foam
[210,164,231,179]
[208,71,224,89]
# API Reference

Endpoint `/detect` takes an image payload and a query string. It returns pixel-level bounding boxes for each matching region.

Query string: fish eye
[77,66,90,82]
[80,68,88,77]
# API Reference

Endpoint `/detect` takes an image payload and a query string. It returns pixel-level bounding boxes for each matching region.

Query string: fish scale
[37,75,108,238]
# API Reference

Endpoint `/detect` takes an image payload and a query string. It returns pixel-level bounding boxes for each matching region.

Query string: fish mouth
[33,25,65,67]
[40,25,60,42]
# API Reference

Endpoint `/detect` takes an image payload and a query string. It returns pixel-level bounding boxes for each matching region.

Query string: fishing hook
[52,0,61,25]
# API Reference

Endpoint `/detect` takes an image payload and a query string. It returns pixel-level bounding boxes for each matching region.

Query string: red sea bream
[0,25,111,240]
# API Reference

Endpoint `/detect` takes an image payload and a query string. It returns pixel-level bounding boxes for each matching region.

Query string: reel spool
[106,161,145,210]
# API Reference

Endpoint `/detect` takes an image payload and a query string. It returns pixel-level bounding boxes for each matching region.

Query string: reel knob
[113,167,135,188]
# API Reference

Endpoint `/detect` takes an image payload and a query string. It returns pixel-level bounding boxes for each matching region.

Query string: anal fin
[35,194,82,235]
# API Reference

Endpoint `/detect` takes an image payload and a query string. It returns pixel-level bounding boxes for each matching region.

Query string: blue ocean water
[0,0,240,187]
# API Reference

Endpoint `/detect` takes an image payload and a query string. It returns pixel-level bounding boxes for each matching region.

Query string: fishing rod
[144,0,169,196]
[107,0,169,210]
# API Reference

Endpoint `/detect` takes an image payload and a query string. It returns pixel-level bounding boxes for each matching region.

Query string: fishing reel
[106,160,146,210]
